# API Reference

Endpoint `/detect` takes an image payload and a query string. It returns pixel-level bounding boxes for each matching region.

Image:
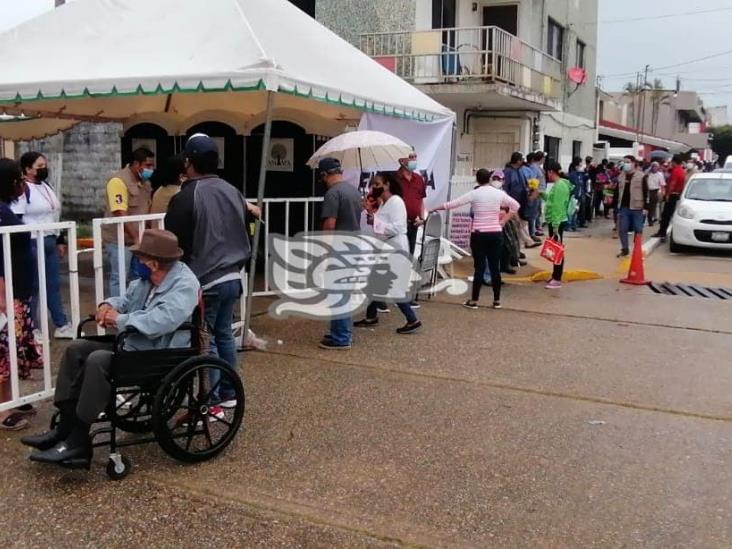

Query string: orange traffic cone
[620,233,648,285]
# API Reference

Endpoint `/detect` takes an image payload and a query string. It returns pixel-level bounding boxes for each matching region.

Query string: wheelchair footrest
[59,458,92,470]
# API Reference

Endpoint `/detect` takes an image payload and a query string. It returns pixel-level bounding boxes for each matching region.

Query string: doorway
[482,5,518,35]
[473,132,519,171]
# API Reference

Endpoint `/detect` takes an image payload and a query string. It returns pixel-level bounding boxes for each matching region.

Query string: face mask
[134,260,152,281]
[621,162,633,173]
[407,161,418,171]
[490,180,503,189]
[140,168,154,180]
[36,167,49,181]
[686,163,695,170]
[371,186,385,199]
[576,166,585,173]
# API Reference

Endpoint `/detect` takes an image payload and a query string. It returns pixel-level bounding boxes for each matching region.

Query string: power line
[600,48,732,80]
[599,6,732,25]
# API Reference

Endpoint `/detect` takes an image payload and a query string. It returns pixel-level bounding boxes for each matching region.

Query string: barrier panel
[0,221,80,412]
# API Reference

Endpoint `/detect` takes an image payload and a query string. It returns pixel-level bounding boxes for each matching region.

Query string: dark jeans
[407,222,419,256]
[658,194,680,236]
[548,223,566,282]
[204,278,243,401]
[31,235,69,329]
[54,339,114,424]
[470,231,503,303]
[648,189,660,224]
[366,301,417,324]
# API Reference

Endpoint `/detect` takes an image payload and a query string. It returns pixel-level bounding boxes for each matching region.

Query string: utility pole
[638,64,650,157]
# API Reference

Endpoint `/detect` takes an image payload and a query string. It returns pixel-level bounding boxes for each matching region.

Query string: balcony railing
[360,26,562,100]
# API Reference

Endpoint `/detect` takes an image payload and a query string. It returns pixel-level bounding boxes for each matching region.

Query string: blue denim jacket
[103,261,201,351]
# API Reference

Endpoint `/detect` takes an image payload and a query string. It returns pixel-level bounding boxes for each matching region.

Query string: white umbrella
[307,130,413,172]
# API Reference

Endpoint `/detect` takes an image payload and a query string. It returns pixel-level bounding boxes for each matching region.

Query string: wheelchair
[52,313,245,480]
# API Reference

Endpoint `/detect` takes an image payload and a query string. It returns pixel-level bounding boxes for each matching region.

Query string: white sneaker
[54,324,75,339]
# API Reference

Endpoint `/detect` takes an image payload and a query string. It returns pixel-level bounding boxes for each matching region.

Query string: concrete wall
[316,0,416,45]
[17,122,122,221]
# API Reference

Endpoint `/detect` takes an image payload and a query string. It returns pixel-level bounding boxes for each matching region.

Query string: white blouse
[21,181,62,237]
[373,194,409,252]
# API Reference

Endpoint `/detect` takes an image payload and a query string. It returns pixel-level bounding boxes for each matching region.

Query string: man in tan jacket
[616,155,649,257]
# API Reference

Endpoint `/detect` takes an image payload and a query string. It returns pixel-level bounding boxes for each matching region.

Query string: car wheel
[669,233,688,254]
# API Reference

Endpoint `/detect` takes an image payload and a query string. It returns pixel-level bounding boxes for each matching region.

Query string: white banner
[358,113,454,209]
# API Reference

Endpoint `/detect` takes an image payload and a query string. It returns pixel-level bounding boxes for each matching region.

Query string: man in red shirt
[655,155,686,239]
[397,150,427,255]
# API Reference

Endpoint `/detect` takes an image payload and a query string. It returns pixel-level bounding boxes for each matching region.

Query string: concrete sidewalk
[2,277,731,547]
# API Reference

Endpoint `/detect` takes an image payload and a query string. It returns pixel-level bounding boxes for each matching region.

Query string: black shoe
[502,268,517,275]
[525,242,541,249]
[617,250,629,258]
[21,428,65,451]
[518,260,528,267]
[410,301,421,309]
[30,440,92,466]
[519,253,526,259]
[492,301,502,309]
[376,305,390,314]
[396,320,422,334]
[318,340,351,350]
[354,318,378,328]
[463,300,479,310]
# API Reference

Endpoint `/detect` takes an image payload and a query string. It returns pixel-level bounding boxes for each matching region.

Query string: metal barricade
[0,221,80,412]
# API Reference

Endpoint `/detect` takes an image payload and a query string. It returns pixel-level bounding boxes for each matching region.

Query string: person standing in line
[592,159,609,218]
[15,152,73,339]
[102,147,154,297]
[360,175,390,315]
[354,173,421,334]
[566,157,587,231]
[434,168,519,310]
[654,155,687,240]
[166,134,250,404]
[396,149,425,309]
[615,156,649,257]
[584,156,595,224]
[150,154,186,214]
[0,158,43,430]
[317,158,363,350]
[530,151,546,236]
[645,161,665,226]
[542,161,572,290]
[503,152,530,259]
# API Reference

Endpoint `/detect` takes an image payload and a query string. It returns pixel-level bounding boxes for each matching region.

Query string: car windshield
[685,178,732,202]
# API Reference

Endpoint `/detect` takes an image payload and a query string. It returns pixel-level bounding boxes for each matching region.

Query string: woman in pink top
[432,169,519,309]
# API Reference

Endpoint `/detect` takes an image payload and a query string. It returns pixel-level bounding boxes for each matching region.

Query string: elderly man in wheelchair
[21,229,205,469]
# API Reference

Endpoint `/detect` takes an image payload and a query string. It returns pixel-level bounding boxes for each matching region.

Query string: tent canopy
[0,0,453,140]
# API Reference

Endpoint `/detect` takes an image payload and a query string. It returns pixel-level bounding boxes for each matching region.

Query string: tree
[710,125,732,164]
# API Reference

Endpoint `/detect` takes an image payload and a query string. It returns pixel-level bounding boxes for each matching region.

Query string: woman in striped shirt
[432,169,520,310]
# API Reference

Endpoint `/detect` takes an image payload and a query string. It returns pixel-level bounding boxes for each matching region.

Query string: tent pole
[244,90,275,337]
[444,121,458,239]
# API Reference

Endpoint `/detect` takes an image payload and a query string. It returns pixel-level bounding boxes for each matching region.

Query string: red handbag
[540,238,565,265]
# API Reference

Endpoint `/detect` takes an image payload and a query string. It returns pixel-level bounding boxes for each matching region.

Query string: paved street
[1,225,731,548]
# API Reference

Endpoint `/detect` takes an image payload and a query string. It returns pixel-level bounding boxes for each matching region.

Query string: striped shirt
[442,185,520,233]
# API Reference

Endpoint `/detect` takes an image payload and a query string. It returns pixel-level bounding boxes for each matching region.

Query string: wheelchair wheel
[152,356,245,463]
[110,388,154,434]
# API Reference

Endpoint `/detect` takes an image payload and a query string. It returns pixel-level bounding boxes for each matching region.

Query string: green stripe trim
[0,79,437,122]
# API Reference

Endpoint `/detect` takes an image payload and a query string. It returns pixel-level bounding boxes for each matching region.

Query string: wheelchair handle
[77,315,97,339]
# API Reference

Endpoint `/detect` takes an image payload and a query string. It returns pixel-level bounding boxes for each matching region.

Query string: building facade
[317,0,599,171]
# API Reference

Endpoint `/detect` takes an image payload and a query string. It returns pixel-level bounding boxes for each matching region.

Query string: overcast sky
[3,0,732,114]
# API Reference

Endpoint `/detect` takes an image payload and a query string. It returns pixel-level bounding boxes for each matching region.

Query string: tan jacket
[102,166,152,245]
[617,170,649,211]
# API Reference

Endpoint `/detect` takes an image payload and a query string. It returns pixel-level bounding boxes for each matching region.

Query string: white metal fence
[0,221,80,412]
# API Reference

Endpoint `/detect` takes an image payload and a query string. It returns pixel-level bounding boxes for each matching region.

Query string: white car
[670,172,732,252]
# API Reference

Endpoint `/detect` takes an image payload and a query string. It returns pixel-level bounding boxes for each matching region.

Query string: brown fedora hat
[130,229,183,261]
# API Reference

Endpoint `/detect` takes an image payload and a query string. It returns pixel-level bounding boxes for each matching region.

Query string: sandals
[1,412,30,431]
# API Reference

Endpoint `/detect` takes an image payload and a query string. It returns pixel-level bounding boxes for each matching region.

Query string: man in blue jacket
[22,229,200,467]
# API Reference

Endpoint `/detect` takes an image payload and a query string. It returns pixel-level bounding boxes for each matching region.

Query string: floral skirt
[0,299,43,382]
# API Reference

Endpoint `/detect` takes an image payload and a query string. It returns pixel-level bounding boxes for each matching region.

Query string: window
[575,40,586,69]
[572,140,582,159]
[547,18,564,61]
[432,0,456,28]
[544,135,561,162]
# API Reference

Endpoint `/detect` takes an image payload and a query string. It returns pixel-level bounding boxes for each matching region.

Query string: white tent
[0,0,455,332]
[0,0,453,140]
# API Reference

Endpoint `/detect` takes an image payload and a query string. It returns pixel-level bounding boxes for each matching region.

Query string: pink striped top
[442,185,520,233]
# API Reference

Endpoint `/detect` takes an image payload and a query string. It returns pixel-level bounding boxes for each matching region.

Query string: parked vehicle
[670,172,732,252]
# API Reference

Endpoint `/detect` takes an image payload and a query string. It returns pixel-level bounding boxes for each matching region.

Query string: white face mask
[490,180,503,188]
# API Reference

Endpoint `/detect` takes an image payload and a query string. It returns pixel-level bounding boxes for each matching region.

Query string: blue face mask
[407,160,418,171]
[133,260,152,281]
[140,168,154,181]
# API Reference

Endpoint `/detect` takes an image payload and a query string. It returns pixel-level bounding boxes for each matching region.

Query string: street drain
[649,282,732,301]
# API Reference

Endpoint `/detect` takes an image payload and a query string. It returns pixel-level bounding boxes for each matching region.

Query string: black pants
[593,189,604,216]
[548,223,566,282]
[658,193,679,234]
[470,231,503,303]
[407,222,419,256]
[647,189,660,224]
[54,339,114,425]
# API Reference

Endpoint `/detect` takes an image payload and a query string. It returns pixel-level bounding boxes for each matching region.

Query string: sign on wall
[266,138,295,172]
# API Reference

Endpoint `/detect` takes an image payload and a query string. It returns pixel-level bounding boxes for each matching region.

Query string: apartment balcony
[360,26,562,112]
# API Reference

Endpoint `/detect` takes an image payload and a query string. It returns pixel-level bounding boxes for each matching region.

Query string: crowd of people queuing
[0,134,704,431]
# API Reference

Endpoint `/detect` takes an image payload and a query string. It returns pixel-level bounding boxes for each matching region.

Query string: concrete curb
[642,237,665,258]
